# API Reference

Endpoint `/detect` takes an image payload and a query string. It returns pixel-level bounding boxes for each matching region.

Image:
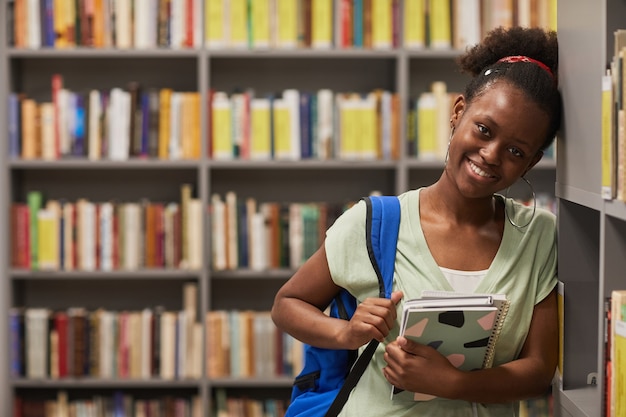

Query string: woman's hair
[457,26,562,151]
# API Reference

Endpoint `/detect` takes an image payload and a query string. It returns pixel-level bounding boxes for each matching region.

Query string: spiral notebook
[391,291,510,402]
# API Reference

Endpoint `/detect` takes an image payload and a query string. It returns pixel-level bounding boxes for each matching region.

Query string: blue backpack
[285,195,401,417]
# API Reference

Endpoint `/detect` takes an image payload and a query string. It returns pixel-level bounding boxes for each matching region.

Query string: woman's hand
[383,336,462,399]
[339,291,403,349]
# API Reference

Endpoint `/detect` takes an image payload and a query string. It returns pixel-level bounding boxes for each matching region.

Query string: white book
[134,0,150,48]
[25,308,50,379]
[99,202,114,271]
[98,309,114,378]
[57,89,71,157]
[169,92,183,160]
[160,311,177,379]
[211,194,227,271]
[187,198,203,270]
[316,89,334,160]
[170,0,185,48]
[115,0,132,48]
[177,310,188,379]
[453,0,481,50]
[141,308,153,379]
[108,88,131,161]
[78,199,96,271]
[250,211,267,271]
[26,0,42,49]
[380,91,392,160]
[123,202,141,270]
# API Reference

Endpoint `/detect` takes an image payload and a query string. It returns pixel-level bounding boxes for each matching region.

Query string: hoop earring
[444,128,454,164]
[504,176,536,229]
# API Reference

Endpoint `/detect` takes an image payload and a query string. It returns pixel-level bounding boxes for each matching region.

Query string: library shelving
[0,2,558,416]
[555,1,626,416]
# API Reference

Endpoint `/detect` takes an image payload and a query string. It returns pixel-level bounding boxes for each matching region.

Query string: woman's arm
[271,244,403,350]
[383,288,558,403]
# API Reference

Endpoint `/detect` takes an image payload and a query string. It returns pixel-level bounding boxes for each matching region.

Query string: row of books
[14,391,201,417]
[11,185,202,271]
[10,283,201,380]
[9,75,201,161]
[602,29,626,202]
[210,192,352,271]
[10,306,303,381]
[210,88,400,161]
[214,389,287,417]
[205,310,304,379]
[604,290,626,417]
[8,0,557,51]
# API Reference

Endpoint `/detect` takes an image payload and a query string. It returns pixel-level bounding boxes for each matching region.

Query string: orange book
[144,203,156,268]
[21,98,38,159]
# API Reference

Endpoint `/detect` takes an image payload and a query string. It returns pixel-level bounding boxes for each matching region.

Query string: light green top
[325,188,557,417]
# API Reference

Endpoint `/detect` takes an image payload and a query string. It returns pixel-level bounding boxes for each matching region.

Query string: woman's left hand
[383,336,461,399]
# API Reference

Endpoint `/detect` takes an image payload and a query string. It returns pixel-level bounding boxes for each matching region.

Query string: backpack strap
[325,195,400,417]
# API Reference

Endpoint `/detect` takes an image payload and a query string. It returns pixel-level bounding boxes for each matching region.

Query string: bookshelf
[0,1,557,416]
[555,1,626,416]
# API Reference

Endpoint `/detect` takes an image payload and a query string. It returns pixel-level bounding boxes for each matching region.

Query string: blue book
[8,93,20,158]
[353,0,364,47]
[9,308,24,377]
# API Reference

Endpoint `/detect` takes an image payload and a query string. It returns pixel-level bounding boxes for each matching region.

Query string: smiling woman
[272,26,562,417]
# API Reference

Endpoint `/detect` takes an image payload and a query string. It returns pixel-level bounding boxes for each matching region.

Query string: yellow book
[205,0,225,48]
[337,94,360,160]
[190,92,201,159]
[548,0,557,31]
[230,0,248,48]
[371,0,392,49]
[311,0,333,49]
[417,92,438,160]
[37,206,60,271]
[276,0,298,48]
[211,91,233,160]
[428,0,451,49]
[158,88,172,160]
[404,0,426,49]
[360,92,379,160]
[250,98,272,160]
[251,0,270,48]
[601,72,614,200]
[272,98,292,159]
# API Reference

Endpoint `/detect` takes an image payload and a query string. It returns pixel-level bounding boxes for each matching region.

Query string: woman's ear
[450,95,466,128]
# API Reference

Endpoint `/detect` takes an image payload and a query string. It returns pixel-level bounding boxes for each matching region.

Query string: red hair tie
[497,55,554,78]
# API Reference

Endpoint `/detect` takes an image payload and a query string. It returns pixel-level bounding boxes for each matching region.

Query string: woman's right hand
[339,291,404,349]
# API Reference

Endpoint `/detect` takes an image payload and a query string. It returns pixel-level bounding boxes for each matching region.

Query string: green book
[27,190,43,270]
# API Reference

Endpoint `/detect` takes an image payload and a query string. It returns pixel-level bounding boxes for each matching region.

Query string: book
[392,291,510,402]
[611,290,626,417]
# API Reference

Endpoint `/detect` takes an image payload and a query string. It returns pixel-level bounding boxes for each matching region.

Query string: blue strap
[365,195,401,299]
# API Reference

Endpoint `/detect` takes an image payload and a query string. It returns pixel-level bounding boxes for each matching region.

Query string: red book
[54,311,69,378]
[185,0,194,47]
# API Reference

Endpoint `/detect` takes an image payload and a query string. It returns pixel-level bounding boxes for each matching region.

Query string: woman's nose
[478,141,502,166]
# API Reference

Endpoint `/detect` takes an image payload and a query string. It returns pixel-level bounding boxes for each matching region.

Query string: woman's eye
[477,124,490,136]
[509,147,524,158]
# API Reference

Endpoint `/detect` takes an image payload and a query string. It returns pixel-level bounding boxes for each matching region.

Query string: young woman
[272,26,561,417]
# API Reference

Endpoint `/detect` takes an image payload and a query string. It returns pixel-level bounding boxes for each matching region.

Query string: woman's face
[446,81,549,199]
